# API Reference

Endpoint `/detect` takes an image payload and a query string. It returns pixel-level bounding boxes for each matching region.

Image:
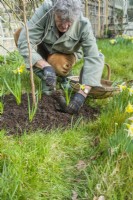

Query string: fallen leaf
[98,195,105,200]
[92,136,100,147]
[72,190,78,200]
[76,160,87,171]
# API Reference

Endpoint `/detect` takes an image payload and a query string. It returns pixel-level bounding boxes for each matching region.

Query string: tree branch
[2,0,23,22]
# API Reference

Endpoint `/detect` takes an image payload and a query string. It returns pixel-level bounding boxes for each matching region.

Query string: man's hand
[66,85,91,114]
[43,66,56,88]
[66,93,86,114]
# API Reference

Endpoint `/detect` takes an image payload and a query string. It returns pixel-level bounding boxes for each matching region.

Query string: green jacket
[18,1,104,86]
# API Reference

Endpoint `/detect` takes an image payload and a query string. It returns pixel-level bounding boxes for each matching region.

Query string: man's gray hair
[52,0,83,21]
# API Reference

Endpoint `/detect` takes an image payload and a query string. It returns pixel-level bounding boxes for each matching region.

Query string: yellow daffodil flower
[110,39,117,45]
[13,64,25,74]
[118,84,127,92]
[80,84,85,90]
[125,123,133,138]
[116,35,122,38]
[125,102,133,113]
[128,87,133,96]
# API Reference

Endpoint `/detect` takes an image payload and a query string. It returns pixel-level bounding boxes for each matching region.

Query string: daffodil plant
[61,81,73,106]
[27,93,38,122]
[128,87,133,96]
[4,65,25,105]
[126,123,133,139]
[111,83,133,127]
[110,35,133,45]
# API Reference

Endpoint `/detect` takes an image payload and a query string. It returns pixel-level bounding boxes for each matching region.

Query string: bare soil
[0,93,100,135]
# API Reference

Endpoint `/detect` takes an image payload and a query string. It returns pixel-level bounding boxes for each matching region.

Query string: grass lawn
[0,39,133,199]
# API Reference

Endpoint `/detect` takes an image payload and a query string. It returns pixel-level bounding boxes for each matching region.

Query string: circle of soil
[0,93,100,135]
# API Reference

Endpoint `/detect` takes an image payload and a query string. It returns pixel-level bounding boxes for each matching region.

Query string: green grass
[98,39,133,81]
[0,39,133,199]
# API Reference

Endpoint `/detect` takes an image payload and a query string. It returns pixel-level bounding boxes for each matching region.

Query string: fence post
[98,0,101,37]
[105,0,109,36]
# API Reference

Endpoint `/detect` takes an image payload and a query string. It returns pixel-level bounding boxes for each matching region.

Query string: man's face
[54,14,73,33]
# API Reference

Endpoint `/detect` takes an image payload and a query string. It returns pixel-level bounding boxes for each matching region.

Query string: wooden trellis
[83,0,133,37]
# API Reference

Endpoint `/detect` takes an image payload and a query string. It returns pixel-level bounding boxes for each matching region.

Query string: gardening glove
[43,66,56,90]
[66,93,86,114]
[52,90,67,111]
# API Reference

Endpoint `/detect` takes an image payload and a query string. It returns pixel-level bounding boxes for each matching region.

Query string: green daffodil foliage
[4,65,26,105]
[110,35,133,45]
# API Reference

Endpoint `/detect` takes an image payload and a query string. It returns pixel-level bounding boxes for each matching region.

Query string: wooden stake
[22,0,36,105]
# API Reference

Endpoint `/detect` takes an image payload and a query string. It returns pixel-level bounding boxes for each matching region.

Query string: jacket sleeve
[80,20,104,87]
[74,48,83,61]
[17,2,51,68]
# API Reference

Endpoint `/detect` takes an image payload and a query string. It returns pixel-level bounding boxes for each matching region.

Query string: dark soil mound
[0,93,100,135]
